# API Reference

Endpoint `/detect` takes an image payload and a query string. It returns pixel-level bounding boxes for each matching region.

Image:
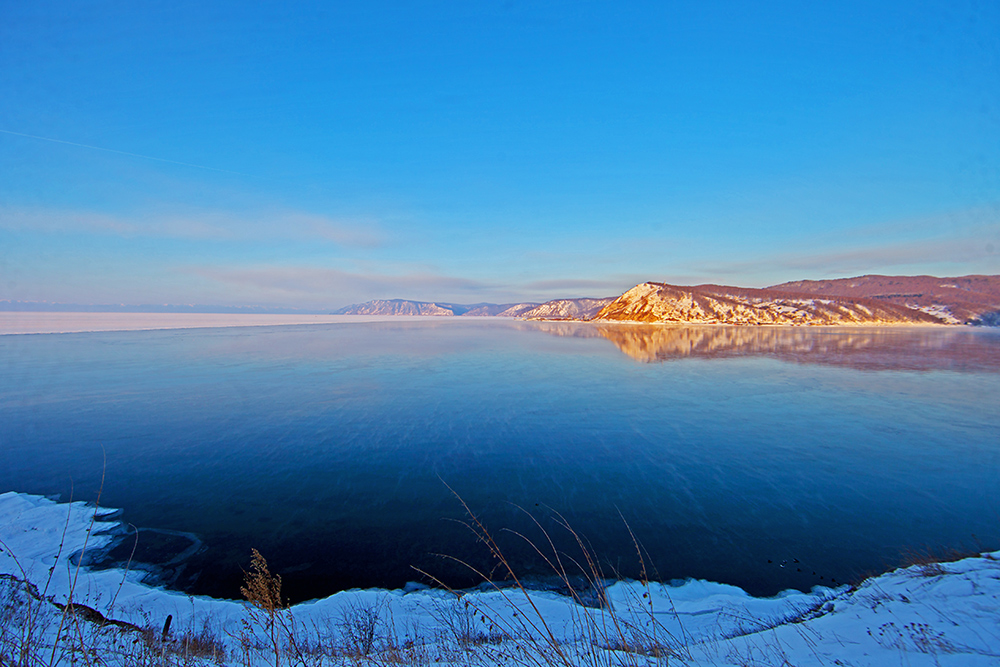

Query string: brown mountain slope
[592,282,945,326]
[769,275,1000,325]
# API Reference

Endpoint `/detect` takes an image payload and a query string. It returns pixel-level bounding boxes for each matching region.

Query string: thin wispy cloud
[774,238,994,274]
[192,265,491,306]
[677,206,1000,285]
[273,213,385,248]
[0,207,229,240]
[520,277,642,296]
[0,206,386,247]
[193,266,691,307]
[829,204,1000,243]
[699,233,999,285]
[0,129,249,175]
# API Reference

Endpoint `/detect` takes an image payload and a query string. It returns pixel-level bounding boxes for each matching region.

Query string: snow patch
[910,304,961,325]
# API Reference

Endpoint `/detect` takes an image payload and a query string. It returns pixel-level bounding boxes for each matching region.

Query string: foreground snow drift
[1,491,998,666]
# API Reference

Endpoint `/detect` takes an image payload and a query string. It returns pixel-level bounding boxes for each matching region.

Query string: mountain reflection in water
[527,322,1000,371]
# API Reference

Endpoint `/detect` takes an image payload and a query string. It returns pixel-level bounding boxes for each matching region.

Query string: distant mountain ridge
[331,299,543,317]
[333,297,617,319]
[335,274,1000,326]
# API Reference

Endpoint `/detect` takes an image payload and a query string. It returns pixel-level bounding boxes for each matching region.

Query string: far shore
[0,312,453,335]
[0,311,975,336]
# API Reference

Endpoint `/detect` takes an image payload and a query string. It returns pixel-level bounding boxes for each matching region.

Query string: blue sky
[1,1,998,309]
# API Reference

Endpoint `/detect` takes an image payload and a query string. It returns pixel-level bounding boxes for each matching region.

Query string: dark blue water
[2,320,998,602]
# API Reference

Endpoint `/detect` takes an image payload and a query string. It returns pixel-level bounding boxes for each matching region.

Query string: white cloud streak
[191,266,491,306]
[0,129,247,175]
[696,229,999,285]
[0,206,386,247]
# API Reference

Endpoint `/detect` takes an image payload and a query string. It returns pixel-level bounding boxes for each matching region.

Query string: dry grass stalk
[240,548,287,667]
[242,549,284,616]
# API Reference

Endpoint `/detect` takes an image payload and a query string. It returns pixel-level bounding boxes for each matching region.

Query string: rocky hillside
[494,303,545,317]
[769,274,1000,325]
[592,282,945,325]
[517,297,615,320]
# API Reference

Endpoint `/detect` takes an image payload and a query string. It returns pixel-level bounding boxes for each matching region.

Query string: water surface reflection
[529,322,1000,371]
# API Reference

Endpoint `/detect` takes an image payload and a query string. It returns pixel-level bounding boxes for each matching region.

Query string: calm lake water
[2,319,999,603]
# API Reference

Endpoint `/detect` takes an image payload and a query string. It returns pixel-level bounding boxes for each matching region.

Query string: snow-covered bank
[2,491,998,666]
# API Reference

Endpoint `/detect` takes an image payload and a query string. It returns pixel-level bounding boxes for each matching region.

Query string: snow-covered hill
[518,297,616,320]
[593,282,946,325]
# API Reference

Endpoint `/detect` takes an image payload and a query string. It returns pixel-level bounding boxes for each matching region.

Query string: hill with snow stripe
[592,282,945,325]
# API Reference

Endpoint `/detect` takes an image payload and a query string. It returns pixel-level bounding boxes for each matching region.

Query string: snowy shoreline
[2,491,998,666]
